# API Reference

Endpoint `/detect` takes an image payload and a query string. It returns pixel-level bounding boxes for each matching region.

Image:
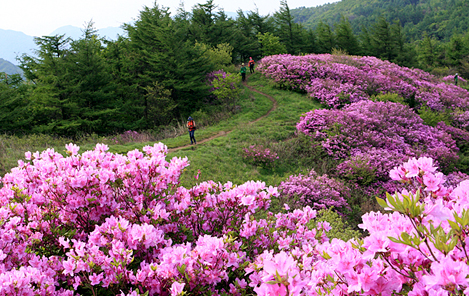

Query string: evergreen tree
[446,33,469,72]
[370,16,395,61]
[273,0,295,53]
[316,21,334,53]
[0,73,32,132]
[273,0,311,54]
[334,15,360,55]
[125,3,213,121]
[60,22,117,134]
[233,9,261,62]
[359,26,374,56]
[417,32,440,70]
[18,34,73,132]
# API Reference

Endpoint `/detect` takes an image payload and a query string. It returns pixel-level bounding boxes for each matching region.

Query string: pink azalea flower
[89,273,103,286]
[170,282,185,296]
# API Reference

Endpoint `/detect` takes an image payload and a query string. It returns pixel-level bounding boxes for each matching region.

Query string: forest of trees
[291,0,469,42]
[1,0,468,137]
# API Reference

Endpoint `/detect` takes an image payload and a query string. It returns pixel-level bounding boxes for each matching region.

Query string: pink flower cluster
[0,143,330,295]
[248,156,469,295]
[257,54,469,112]
[278,169,350,214]
[297,100,459,194]
[297,101,460,194]
[242,145,279,169]
[1,143,469,295]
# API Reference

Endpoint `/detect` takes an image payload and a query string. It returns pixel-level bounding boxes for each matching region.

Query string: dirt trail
[167,80,278,153]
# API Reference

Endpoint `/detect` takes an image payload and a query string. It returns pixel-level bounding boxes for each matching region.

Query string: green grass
[166,73,322,188]
[0,73,321,190]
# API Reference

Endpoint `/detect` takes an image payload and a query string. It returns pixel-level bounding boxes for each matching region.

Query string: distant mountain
[291,0,469,42]
[0,29,35,65]
[0,58,23,76]
[0,26,125,65]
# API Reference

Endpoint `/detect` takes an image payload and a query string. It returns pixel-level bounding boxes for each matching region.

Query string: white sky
[1,0,337,37]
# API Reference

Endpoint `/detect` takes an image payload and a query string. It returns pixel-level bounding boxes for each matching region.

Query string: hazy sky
[2,0,337,37]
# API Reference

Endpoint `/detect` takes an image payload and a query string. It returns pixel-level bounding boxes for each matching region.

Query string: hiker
[240,63,247,82]
[455,73,459,85]
[187,116,197,145]
[248,57,255,74]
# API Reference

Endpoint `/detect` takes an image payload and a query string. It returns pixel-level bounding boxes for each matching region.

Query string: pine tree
[125,3,213,120]
[334,15,360,55]
[371,16,394,61]
[316,21,334,53]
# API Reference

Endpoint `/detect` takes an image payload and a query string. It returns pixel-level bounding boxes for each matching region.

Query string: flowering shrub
[443,74,467,84]
[258,54,469,112]
[0,143,329,295]
[278,169,350,215]
[247,156,469,295]
[242,145,279,169]
[297,100,460,194]
[2,143,469,295]
[452,110,469,131]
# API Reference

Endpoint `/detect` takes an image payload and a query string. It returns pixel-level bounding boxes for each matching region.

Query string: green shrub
[370,93,405,104]
[308,208,362,241]
[417,105,452,126]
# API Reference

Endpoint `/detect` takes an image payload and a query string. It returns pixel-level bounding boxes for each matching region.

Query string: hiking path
[167,80,277,153]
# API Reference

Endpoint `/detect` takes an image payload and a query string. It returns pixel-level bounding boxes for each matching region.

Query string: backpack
[188,120,196,130]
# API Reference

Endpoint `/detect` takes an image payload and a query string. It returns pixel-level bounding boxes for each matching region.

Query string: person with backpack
[187,116,197,145]
[248,57,255,74]
[240,63,247,82]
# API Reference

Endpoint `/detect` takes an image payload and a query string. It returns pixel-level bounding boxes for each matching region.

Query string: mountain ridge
[0,26,125,65]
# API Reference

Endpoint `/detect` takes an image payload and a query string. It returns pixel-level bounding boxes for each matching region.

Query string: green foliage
[417,105,452,127]
[311,208,362,241]
[256,32,287,56]
[370,93,406,104]
[315,21,334,54]
[334,15,360,55]
[211,72,242,112]
[194,42,235,72]
[144,81,176,127]
[341,158,377,186]
[291,0,469,42]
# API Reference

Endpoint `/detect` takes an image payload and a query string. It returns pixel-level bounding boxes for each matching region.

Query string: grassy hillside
[0,73,321,189]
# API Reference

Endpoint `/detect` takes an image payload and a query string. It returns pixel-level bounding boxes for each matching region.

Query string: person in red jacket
[187,116,197,145]
[248,57,255,74]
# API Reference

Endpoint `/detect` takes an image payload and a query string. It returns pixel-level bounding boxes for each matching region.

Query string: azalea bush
[297,100,461,196]
[257,54,469,112]
[242,145,279,169]
[0,143,326,295]
[248,156,469,295]
[1,144,469,295]
[278,169,350,215]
